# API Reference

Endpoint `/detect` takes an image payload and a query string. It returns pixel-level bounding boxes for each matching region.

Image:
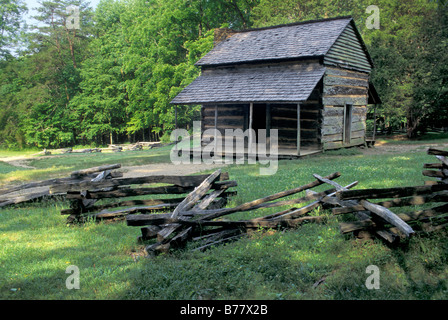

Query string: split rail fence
[334,147,448,241]
[124,148,448,255]
[49,168,236,224]
[1,147,447,257]
[0,164,123,208]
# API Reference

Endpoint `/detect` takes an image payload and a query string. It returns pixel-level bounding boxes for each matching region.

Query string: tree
[70,0,129,145]
[0,0,27,58]
[17,0,94,147]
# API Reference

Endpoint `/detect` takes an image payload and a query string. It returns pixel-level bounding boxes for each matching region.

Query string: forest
[0,0,447,149]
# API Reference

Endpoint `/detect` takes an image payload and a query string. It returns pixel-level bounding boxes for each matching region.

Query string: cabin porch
[199,102,322,158]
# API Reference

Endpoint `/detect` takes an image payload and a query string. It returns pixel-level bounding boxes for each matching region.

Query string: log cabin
[170,16,381,158]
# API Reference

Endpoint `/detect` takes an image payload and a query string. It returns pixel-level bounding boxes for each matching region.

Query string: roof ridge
[195,15,357,67]
[232,15,353,33]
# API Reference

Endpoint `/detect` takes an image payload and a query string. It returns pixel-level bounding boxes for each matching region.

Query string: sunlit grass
[0,145,175,186]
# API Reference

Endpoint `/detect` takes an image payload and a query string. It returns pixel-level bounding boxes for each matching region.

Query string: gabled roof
[170,62,325,105]
[171,16,376,105]
[196,16,357,67]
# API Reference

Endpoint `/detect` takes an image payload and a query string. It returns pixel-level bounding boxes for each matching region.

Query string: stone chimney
[213,28,236,47]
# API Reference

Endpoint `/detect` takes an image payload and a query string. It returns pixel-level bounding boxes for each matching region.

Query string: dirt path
[120,162,227,178]
[0,156,37,169]
[1,140,446,202]
[2,138,447,176]
[359,140,448,156]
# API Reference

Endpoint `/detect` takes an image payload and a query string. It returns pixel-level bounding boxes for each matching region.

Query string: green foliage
[0,0,447,148]
[0,0,27,58]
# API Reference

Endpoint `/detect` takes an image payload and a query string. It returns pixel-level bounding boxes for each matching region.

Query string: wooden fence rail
[332,147,448,242]
[51,168,237,223]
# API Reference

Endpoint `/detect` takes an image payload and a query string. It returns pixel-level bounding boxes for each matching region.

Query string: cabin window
[343,103,353,144]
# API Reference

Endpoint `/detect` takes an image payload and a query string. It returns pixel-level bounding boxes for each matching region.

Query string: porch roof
[170,62,326,105]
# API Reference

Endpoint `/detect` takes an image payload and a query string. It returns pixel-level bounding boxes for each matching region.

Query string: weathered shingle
[170,62,325,105]
[196,17,352,66]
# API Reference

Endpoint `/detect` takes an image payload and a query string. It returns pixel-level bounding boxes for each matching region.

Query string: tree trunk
[406,112,420,138]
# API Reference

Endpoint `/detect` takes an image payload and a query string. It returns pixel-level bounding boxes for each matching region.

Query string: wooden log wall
[201,104,246,147]
[322,67,369,150]
[270,102,320,150]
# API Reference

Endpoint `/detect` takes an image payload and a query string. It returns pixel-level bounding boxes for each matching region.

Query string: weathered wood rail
[123,148,448,256]
[0,164,123,208]
[50,168,237,223]
[330,147,448,242]
[126,171,348,255]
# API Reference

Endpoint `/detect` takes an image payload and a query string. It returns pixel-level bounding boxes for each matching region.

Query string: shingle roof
[196,17,352,66]
[170,62,325,105]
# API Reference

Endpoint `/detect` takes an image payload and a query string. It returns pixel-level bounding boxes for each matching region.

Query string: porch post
[266,103,271,148]
[214,105,218,152]
[248,102,254,154]
[373,104,377,141]
[174,105,178,152]
[297,103,301,156]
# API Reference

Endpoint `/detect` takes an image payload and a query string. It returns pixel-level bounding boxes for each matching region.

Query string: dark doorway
[252,104,266,141]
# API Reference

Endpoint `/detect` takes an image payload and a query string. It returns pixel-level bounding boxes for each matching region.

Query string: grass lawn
[0,145,174,186]
[0,138,447,300]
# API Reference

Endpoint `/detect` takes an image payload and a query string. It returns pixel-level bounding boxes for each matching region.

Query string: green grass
[27,145,173,170]
[1,143,447,300]
[0,161,28,175]
[0,145,174,186]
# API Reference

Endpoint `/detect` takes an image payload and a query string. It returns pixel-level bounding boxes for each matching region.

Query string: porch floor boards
[186,146,322,159]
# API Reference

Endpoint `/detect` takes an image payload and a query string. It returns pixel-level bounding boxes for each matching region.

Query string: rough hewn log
[193,189,226,210]
[422,170,446,178]
[186,172,341,220]
[397,203,448,222]
[157,170,223,243]
[0,190,63,207]
[91,204,179,219]
[339,219,375,234]
[0,178,77,196]
[0,172,119,196]
[427,148,448,156]
[436,155,448,167]
[70,164,121,178]
[423,163,446,169]
[377,192,448,208]
[359,200,415,237]
[188,188,337,221]
[127,214,325,229]
[270,201,321,220]
[336,184,448,200]
[61,197,184,215]
[66,186,191,199]
[65,181,236,199]
[50,172,230,193]
[332,205,365,215]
